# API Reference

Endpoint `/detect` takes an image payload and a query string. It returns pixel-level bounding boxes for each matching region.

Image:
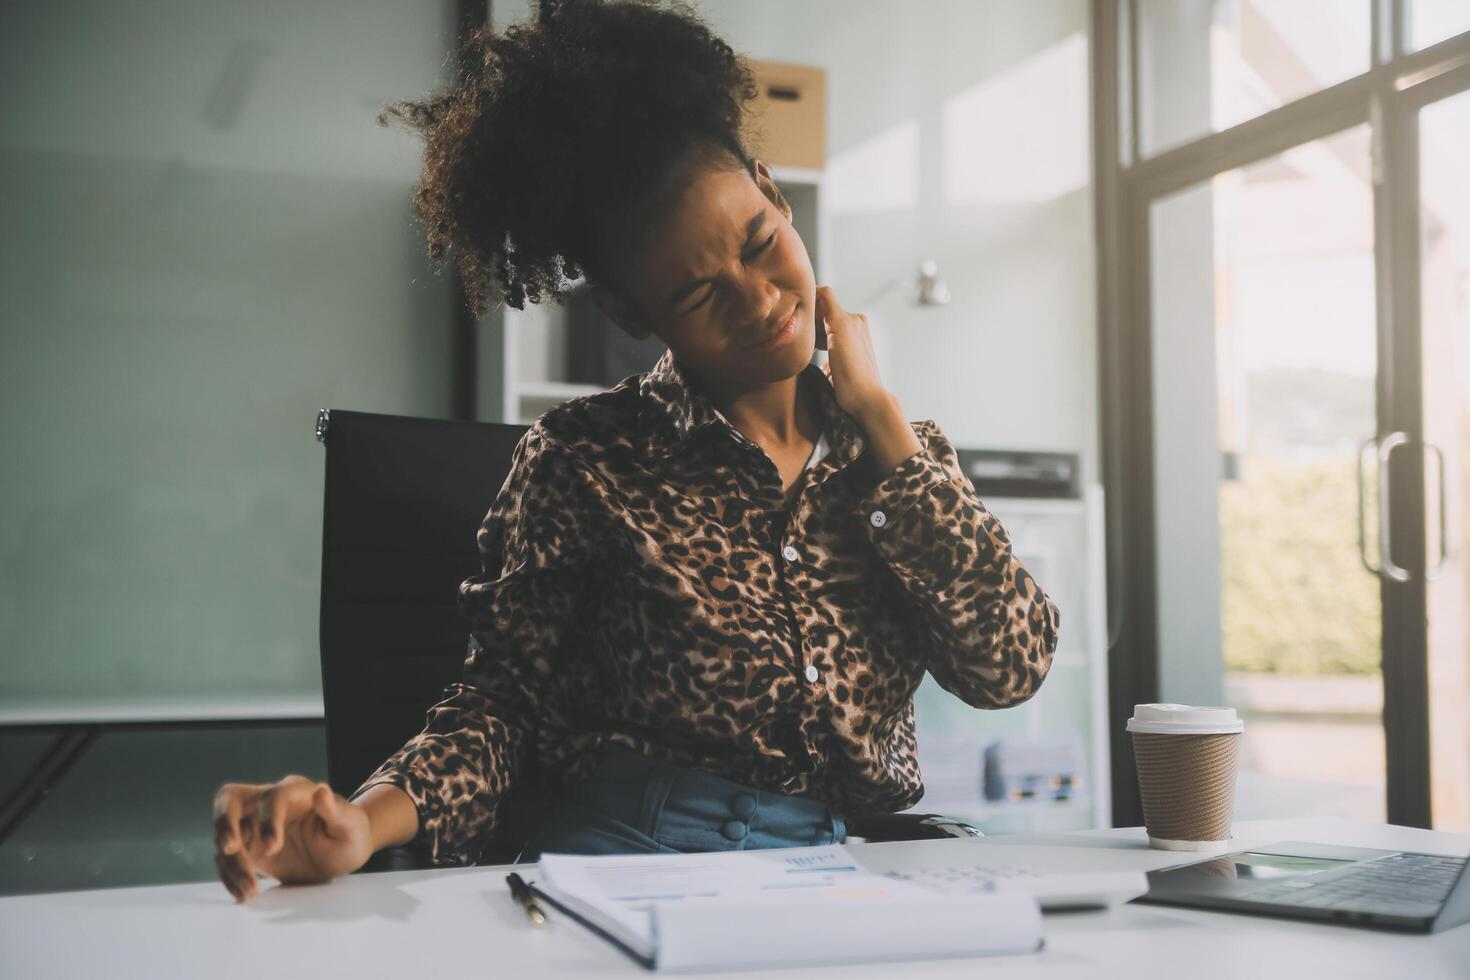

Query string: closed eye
[682,231,779,314]
[684,286,714,313]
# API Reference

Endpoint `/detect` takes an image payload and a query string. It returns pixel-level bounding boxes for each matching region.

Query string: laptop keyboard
[1248,853,1467,910]
[880,863,1037,893]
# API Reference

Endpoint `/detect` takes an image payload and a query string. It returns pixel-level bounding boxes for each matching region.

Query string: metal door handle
[1426,439,1450,580]
[1378,431,1410,583]
[1357,437,1379,576]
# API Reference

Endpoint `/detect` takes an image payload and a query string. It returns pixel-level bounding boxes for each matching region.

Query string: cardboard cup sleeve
[1131,732,1240,844]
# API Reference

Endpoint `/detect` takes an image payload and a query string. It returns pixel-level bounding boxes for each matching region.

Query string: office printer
[953,448,1079,499]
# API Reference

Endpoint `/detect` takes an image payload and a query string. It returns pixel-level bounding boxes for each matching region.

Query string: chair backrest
[315,408,530,862]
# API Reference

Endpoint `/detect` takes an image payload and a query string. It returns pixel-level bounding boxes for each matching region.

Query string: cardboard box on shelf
[742,59,827,170]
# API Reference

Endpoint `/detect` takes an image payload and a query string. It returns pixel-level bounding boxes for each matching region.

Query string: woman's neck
[695,369,820,452]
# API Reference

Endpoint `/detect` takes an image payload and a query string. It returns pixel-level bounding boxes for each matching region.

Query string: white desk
[3,819,1467,979]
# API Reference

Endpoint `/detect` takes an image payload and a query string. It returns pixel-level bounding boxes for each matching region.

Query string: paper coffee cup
[1126,704,1244,853]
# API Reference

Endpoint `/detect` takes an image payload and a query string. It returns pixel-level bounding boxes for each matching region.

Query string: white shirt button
[782,545,799,563]
[869,510,887,528]
[804,664,819,683]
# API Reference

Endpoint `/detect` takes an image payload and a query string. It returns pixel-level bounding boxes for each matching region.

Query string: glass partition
[1419,90,1470,831]
[1149,124,1386,821]
[1410,0,1470,51]
[0,0,459,707]
[1136,0,1369,158]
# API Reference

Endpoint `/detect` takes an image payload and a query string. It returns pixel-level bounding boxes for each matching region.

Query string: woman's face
[600,158,819,391]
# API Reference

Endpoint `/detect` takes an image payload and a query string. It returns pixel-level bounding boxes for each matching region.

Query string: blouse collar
[636,348,866,479]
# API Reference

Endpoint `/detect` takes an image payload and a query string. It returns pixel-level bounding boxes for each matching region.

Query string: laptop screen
[1170,851,1357,882]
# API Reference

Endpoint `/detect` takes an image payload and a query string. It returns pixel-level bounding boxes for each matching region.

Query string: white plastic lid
[1126,703,1244,735]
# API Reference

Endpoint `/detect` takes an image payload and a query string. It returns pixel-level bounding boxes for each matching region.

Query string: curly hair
[378,0,759,314]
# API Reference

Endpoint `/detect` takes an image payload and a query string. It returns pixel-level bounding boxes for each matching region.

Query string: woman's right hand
[212,774,375,903]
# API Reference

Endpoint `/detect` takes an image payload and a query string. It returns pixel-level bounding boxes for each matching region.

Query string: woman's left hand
[815,286,893,423]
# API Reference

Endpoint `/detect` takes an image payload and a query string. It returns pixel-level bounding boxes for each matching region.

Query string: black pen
[505,872,547,926]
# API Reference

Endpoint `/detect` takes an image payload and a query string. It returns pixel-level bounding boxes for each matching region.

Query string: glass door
[1148,124,1388,821]
[1418,87,1470,831]
[1102,2,1470,829]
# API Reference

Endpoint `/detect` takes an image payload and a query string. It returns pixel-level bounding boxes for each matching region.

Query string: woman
[212,0,1060,903]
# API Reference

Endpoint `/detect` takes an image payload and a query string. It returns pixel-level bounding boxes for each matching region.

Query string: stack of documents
[528,845,1044,972]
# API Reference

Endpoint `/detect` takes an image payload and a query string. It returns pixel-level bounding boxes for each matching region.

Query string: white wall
[494,0,1099,481]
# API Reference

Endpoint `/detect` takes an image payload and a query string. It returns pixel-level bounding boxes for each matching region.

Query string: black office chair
[314,408,979,871]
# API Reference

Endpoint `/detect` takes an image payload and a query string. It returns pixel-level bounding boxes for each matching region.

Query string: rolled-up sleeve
[350,424,600,865]
[859,420,1060,708]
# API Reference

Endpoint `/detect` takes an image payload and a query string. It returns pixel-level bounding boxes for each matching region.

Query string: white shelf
[981,495,1090,516]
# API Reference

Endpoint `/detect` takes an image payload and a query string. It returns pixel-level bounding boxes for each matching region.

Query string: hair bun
[383,0,756,314]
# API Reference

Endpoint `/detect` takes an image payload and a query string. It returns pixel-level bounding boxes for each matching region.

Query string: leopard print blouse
[351,349,1061,865]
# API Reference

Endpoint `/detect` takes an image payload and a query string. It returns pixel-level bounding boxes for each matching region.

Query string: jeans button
[730,793,757,820]
[721,819,749,842]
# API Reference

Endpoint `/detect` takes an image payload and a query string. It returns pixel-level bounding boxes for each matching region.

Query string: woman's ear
[750,159,792,223]
[587,285,655,340]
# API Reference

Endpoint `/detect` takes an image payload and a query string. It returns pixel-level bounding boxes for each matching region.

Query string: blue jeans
[515,748,846,863]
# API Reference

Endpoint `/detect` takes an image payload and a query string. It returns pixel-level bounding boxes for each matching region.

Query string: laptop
[1139,841,1470,932]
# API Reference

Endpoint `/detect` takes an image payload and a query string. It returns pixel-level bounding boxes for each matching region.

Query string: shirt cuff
[349,767,472,867]
[860,447,952,533]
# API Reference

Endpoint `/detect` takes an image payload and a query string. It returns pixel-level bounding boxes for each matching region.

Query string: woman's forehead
[637,168,763,277]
